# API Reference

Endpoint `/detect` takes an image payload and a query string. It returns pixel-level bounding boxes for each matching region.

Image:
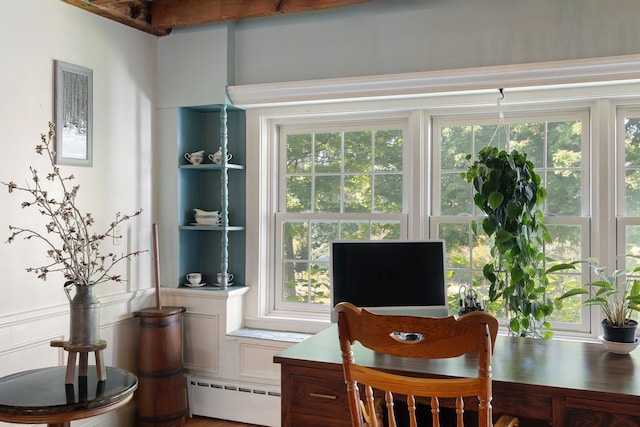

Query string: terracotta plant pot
[601,319,638,343]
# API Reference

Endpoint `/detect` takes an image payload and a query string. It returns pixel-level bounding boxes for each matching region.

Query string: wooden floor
[185,416,261,427]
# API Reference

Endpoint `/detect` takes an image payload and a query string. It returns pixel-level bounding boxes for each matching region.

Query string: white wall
[234,0,640,84]
[1,0,638,422]
[0,2,157,425]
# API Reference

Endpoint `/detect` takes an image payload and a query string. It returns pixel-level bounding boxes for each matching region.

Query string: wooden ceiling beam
[61,0,369,36]
[149,0,370,30]
[60,0,171,36]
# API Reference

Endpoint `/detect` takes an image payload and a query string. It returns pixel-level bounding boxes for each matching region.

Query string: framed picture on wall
[54,60,93,166]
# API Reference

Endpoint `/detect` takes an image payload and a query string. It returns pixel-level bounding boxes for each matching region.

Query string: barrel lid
[133,306,186,318]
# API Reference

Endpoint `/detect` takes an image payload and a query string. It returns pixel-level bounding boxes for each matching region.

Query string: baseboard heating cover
[187,375,280,427]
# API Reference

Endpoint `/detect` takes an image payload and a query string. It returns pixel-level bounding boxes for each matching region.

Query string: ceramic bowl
[193,208,220,217]
[598,336,639,354]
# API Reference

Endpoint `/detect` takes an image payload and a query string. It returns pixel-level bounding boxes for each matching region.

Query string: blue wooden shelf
[179,225,246,231]
[179,164,245,170]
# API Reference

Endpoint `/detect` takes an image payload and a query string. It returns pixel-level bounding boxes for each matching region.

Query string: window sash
[272,212,407,315]
[430,108,592,333]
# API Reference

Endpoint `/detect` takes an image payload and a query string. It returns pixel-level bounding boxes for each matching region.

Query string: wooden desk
[274,325,640,427]
[0,366,137,427]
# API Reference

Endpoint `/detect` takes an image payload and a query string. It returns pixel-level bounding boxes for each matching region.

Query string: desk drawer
[492,383,552,422]
[564,397,640,427]
[288,366,350,424]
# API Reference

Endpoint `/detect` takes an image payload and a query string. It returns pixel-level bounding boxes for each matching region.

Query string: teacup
[186,272,202,284]
[216,272,234,284]
[184,150,205,165]
[209,148,233,164]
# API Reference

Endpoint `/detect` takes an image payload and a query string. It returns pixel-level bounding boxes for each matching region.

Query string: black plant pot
[601,319,638,343]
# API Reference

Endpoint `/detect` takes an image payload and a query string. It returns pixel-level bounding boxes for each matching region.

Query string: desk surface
[0,366,137,424]
[275,325,640,398]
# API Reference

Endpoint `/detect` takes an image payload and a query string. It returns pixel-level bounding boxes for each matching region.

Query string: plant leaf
[488,191,504,209]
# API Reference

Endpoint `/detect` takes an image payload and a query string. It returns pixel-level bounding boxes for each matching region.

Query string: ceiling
[60,0,370,36]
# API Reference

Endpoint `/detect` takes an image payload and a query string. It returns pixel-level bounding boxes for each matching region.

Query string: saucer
[598,336,639,354]
[213,282,234,287]
[184,282,206,288]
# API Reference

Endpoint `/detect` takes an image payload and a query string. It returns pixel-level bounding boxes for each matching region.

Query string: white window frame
[239,57,640,335]
[268,113,412,320]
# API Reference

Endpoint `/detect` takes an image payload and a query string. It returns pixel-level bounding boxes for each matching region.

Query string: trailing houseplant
[462,146,555,338]
[554,256,640,343]
[2,122,145,345]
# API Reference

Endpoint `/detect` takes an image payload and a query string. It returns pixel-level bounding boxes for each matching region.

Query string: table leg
[79,352,88,377]
[48,422,70,427]
[65,352,77,384]
[95,350,106,381]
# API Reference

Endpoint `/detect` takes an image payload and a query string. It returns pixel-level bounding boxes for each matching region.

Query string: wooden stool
[51,340,107,384]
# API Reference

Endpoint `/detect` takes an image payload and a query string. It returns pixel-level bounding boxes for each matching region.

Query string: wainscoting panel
[183,313,220,373]
[0,289,155,427]
[238,340,290,381]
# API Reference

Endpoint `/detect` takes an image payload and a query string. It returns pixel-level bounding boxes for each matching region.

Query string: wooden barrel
[133,306,187,427]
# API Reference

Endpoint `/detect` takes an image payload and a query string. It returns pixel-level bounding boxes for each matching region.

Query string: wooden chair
[335,302,519,427]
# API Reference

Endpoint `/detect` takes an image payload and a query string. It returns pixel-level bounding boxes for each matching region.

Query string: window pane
[286,134,312,173]
[509,122,544,165]
[340,221,370,240]
[547,121,582,168]
[309,263,331,304]
[374,130,403,171]
[475,124,503,150]
[371,221,401,240]
[544,225,583,323]
[625,117,640,167]
[282,221,308,260]
[344,175,372,212]
[625,115,640,216]
[283,261,310,302]
[374,174,402,213]
[545,171,581,216]
[315,175,341,212]
[315,132,341,173]
[439,223,471,269]
[310,221,338,261]
[626,225,640,323]
[286,176,311,212]
[626,170,640,216]
[440,172,473,215]
[627,225,640,253]
[441,126,473,170]
[344,131,372,172]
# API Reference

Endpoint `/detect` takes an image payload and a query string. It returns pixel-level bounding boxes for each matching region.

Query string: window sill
[228,328,313,343]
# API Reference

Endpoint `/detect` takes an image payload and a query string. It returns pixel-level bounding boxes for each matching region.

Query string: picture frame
[54,60,93,166]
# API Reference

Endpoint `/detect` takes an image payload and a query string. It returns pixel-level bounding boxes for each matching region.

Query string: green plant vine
[463,146,554,338]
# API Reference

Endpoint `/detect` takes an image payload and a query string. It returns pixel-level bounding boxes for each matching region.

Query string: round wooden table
[0,365,137,427]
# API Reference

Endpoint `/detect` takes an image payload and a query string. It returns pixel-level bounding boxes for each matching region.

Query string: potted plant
[554,256,640,343]
[462,146,555,338]
[2,122,145,345]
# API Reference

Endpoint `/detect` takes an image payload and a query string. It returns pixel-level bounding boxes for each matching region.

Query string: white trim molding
[228,54,640,108]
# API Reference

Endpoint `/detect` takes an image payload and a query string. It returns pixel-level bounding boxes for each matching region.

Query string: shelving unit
[177,104,246,290]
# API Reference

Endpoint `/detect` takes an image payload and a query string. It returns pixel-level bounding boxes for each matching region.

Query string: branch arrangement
[3,122,145,286]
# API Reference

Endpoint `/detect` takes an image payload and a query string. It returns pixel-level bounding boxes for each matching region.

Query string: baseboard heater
[187,375,280,427]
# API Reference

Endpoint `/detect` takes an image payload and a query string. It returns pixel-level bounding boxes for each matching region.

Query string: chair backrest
[335,302,499,427]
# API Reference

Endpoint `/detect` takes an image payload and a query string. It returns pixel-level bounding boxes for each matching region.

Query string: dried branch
[2,122,146,286]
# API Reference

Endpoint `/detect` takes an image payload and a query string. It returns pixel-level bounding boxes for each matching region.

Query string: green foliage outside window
[282,128,404,305]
